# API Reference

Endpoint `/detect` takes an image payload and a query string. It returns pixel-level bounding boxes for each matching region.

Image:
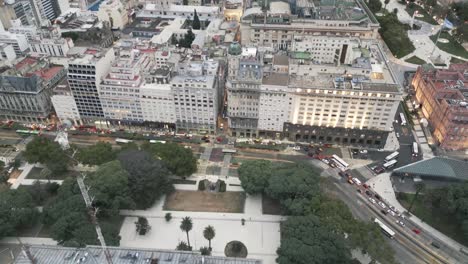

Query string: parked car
[357,189,363,194]
[396,220,405,227]
[363,183,369,189]
[381,210,388,215]
[360,150,368,154]
[412,229,421,235]
[365,190,372,196]
[378,202,386,209]
[387,209,396,217]
[431,242,440,249]
[374,194,381,200]
[369,197,376,204]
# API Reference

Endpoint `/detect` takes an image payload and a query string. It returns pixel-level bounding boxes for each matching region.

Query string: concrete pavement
[10,164,34,189]
[0,237,56,246]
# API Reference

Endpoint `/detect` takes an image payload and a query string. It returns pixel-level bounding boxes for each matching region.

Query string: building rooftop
[263,73,289,86]
[393,157,468,181]
[13,245,262,264]
[273,54,289,66]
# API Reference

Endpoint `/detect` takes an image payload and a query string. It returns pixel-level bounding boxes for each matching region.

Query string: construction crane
[76,174,114,264]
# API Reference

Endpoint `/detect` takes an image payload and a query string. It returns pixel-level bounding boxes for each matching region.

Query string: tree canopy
[0,188,39,239]
[192,9,201,30]
[118,150,174,208]
[277,215,352,264]
[237,160,272,194]
[367,0,382,13]
[77,142,116,166]
[142,142,197,177]
[24,137,69,175]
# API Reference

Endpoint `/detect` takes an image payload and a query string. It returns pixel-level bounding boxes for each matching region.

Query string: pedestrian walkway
[220,153,232,179]
[19,179,63,185]
[197,146,212,176]
[366,172,468,254]
[0,237,56,246]
[10,163,34,189]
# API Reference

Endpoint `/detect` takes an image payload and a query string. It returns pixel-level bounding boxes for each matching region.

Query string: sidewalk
[10,163,34,189]
[366,172,468,254]
[0,237,56,246]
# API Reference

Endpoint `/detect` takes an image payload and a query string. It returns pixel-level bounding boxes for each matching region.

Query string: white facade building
[29,37,74,57]
[258,74,291,132]
[0,32,29,55]
[8,24,38,41]
[51,82,81,123]
[0,43,17,61]
[140,82,176,123]
[139,4,220,21]
[97,0,129,29]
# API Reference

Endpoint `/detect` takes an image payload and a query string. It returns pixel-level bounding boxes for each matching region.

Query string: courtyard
[163,190,246,213]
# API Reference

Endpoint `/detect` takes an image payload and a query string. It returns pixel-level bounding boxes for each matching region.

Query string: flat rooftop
[13,245,262,264]
[263,73,289,86]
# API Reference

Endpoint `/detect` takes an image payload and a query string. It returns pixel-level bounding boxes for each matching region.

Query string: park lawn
[25,167,79,180]
[451,57,467,64]
[398,193,468,246]
[405,56,427,65]
[405,5,438,25]
[430,31,468,59]
[377,13,415,58]
[164,190,246,213]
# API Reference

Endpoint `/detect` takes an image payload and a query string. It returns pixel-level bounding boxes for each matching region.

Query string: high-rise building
[411,63,468,150]
[67,47,115,121]
[0,31,29,56]
[0,57,66,122]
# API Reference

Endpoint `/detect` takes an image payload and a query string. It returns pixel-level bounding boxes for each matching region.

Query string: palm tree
[203,225,216,250]
[180,217,193,248]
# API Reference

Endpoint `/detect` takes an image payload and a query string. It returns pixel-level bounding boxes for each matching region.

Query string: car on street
[374,167,385,174]
[377,148,384,152]
[374,194,381,200]
[363,183,369,189]
[348,178,354,185]
[369,197,376,204]
[293,146,301,151]
[396,220,405,227]
[365,190,372,196]
[387,209,396,216]
[378,202,386,209]
[357,189,363,194]
[396,132,400,138]
[360,150,368,154]
[381,209,388,215]
[412,229,421,235]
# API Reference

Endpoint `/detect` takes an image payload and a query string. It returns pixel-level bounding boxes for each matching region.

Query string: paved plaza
[119,194,282,264]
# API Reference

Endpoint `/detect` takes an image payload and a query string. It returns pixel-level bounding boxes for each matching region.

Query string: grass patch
[430,31,468,59]
[164,190,246,213]
[405,56,427,65]
[262,194,283,215]
[26,167,78,180]
[397,193,467,246]
[170,179,197,185]
[405,4,438,25]
[450,57,467,64]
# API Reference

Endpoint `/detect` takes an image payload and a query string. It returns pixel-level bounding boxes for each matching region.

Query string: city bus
[149,140,166,144]
[412,142,419,157]
[399,113,407,126]
[16,129,40,135]
[222,148,237,154]
[332,154,349,170]
[115,138,133,144]
[384,151,399,162]
[383,159,397,169]
[374,218,395,239]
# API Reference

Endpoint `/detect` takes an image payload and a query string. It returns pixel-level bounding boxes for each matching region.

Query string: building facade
[97,0,129,30]
[411,63,468,150]
[67,48,115,121]
[51,80,81,124]
[0,57,66,122]
[0,32,29,56]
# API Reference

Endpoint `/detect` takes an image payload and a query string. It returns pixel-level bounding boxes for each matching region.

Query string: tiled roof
[393,157,468,181]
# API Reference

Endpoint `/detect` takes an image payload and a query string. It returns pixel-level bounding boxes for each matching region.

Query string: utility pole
[76,175,114,264]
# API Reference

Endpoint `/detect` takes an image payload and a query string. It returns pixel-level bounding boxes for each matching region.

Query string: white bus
[383,159,397,169]
[412,142,419,156]
[400,113,407,126]
[374,218,395,239]
[332,154,349,170]
[115,138,133,144]
[222,148,237,154]
[385,151,399,162]
[149,140,166,144]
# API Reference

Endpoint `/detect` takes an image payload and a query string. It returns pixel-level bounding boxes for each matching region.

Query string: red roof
[29,66,64,80]
[15,57,38,70]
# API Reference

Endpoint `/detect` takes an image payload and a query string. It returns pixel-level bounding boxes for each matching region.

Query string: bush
[218,180,226,192]
[165,213,172,222]
[198,180,206,191]
[45,182,60,195]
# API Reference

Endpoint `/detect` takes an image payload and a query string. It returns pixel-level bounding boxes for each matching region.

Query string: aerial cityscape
[0,0,467,263]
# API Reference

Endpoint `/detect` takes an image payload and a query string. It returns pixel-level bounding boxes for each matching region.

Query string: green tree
[238,160,272,194]
[118,150,174,209]
[135,217,151,235]
[266,164,321,215]
[77,142,116,166]
[203,225,215,250]
[367,0,382,12]
[176,241,191,251]
[192,9,201,30]
[180,216,193,248]
[452,2,468,21]
[24,137,69,175]
[277,215,352,264]
[170,34,178,45]
[179,29,195,48]
[183,0,188,5]
[408,182,425,213]
[200,246,211,256]
[454,24,468,43]
[0,188,39,239]
[142,142,197,177]
[393,8,398,15]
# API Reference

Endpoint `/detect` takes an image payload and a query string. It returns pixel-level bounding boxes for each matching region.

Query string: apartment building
[99,49,152,123]
[97,0,129,30]
[0,57,66,122]
[411,63,468,150]
[51,80,81,124]
[171,60,221,134]
[240,0,378,50]
[30,36,74,57]
[67,47,115,121]
[0,43,16,61]
[226,43,263,138]
[0,31,29,56]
